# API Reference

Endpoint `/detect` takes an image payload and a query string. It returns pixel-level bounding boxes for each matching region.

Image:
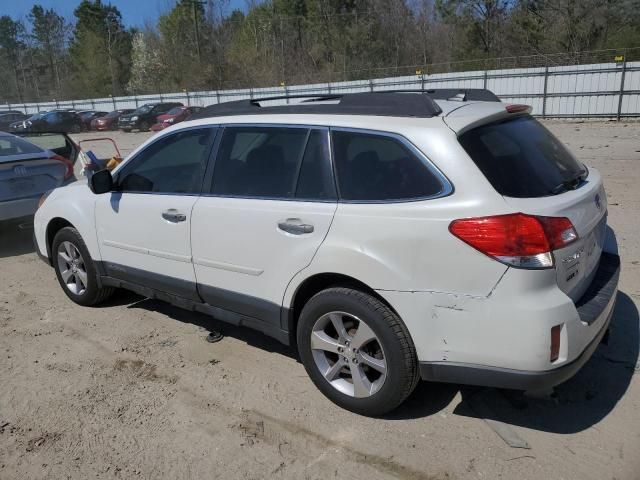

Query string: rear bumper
[419,253,620,390]
[0,196,40,221]
[150,123,168,131]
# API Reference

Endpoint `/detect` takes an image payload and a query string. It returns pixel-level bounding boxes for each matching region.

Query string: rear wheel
[71,124,82,133]
[52,227,114,306]
[297,287,419,416]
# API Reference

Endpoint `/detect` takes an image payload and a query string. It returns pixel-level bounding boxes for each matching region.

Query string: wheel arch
[285,272,401,347]
[45,217,75,262]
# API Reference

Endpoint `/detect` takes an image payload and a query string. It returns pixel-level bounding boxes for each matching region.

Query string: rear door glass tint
[458,116,585,198]
[332,130,443,201]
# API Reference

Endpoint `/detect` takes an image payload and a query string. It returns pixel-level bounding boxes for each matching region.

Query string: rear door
[457,114,606,301]
[191,126,337,328]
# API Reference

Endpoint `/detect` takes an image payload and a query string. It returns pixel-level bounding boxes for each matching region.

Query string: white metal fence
[3,60,639,119]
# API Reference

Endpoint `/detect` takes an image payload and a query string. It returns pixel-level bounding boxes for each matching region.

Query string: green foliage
[1,0,639,103]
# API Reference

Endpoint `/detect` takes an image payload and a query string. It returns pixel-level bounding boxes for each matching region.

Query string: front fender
[34,181,100,261]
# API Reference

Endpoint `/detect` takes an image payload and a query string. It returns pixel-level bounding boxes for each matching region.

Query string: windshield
[27,113,44,121]
[458,115,585,198]
[166,107,184,115]
[133,104,154,115]
[80,112,94,119]
[105,111,120,118]
[0,135,44,159]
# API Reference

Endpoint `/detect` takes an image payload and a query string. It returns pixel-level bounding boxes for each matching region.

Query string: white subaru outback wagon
[34,90,620,415]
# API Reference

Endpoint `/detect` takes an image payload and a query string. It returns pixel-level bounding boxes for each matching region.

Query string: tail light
[550,324,562,362]
[52,154,74,180]
[449,213,578,269]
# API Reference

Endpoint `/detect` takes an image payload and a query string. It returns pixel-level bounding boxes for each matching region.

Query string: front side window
[118,127,214,194]
[332,130,444,201]
[211,126,312,199]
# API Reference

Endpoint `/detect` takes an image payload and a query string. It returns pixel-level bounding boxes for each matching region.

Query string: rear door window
[458,115,585,198]
[332,130,444,201]
[211,126,311,199]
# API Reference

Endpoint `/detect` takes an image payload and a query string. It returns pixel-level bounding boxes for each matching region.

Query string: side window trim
[204,123,336,203]
[329,126,454,203]
[113,125,218,196]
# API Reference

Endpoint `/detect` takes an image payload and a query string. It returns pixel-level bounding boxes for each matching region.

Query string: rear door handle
[278,218,314,235]
[162,209,187,223]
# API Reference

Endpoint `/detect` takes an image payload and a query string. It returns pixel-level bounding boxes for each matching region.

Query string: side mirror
[89,169,113,194]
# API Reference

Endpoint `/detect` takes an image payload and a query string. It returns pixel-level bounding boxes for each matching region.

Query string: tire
[139,121,149,132]
[52,227,115,307]
[297,287,419,416]
[121,128,131,133]
[71,124,82,133]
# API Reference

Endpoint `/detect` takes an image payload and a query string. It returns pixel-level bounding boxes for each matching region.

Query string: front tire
[52,227,114,306]
[297,287,419,416]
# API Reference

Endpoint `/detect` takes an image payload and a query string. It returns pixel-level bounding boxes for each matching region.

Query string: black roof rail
[378,88,501,102]
[191,92,443,119]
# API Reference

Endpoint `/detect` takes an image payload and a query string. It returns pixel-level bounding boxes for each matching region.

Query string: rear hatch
[449,109,606,302]
[0,153,67,202]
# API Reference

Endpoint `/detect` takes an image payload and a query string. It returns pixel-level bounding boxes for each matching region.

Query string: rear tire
[71,124,82,133]
[52,227,114,306]
[297,287,419,416]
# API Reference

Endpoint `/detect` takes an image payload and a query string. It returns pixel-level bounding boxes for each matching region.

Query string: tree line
[1,0,639,104]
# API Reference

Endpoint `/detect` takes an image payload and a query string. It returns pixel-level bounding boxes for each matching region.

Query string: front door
[95,127,216,300]
[191,126,337,327]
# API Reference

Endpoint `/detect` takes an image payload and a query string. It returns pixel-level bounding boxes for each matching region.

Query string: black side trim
[198,284,282,327]
[100,261,201,302]
[420,297,616,391]
[100,276,290,345]
[575,253,620,325]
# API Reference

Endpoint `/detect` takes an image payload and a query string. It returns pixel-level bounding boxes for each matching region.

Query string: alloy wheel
[310,311,387,398]
[56,241,88,296]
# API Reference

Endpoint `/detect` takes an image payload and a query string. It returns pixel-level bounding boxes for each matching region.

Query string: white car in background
[33,90,620,415]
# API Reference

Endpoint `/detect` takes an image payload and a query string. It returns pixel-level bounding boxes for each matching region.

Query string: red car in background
[150,106,203,131]
[91,109,135,131]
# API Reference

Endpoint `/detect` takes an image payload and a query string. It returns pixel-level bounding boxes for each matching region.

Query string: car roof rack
[191,88,501,120]
[380,88,501,102]
[192,92,444,119]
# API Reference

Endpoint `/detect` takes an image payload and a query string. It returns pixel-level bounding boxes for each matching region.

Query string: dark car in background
[10,111,85,134]
[150,106,203,131]
[0,112,28,131]
[91,109,134,131]
[79,111,108,131]
[118,102,183,132]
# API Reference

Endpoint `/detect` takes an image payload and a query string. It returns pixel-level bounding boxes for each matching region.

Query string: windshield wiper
[550,168,587,195]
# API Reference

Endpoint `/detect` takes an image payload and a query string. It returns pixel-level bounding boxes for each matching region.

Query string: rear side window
[211,126,333,200]
[458,116,585,198]
[332,130,444,201]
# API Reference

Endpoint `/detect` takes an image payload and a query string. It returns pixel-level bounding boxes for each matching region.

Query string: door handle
[278,218,314,235]
[162,209,187,223]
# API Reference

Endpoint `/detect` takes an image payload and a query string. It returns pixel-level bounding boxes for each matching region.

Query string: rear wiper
[550,169,587,195]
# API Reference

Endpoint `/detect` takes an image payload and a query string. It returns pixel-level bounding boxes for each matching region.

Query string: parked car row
[117,103,202,132]
[1,104,204,134]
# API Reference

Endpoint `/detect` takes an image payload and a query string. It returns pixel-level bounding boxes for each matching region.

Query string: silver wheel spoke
[64,242,74,260]
[59,251,72,264]
[323,360,344,382]
[76,269,88,289]
[351,321,376,349]
[359,352,386,374]
[350,363,373,398]
[60,268,73,283]
[329,313,348,340]
[310,331,341,354]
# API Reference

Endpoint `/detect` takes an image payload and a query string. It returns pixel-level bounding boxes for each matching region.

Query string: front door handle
[162,209,187,223]
[278,218,314,235]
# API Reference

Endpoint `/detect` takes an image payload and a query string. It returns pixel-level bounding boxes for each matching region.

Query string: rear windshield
[166,107,184,115]
[0,135,44,159]
[458,116,585,198]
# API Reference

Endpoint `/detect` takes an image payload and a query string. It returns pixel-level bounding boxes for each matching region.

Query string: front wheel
[52,227,115,306]
[139,121,150,132]
[297,287,419,416]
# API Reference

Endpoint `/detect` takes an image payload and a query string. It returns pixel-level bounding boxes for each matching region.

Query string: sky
[0,0,247,28]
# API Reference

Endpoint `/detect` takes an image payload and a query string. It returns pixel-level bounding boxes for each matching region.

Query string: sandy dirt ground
[0,122,639,480]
